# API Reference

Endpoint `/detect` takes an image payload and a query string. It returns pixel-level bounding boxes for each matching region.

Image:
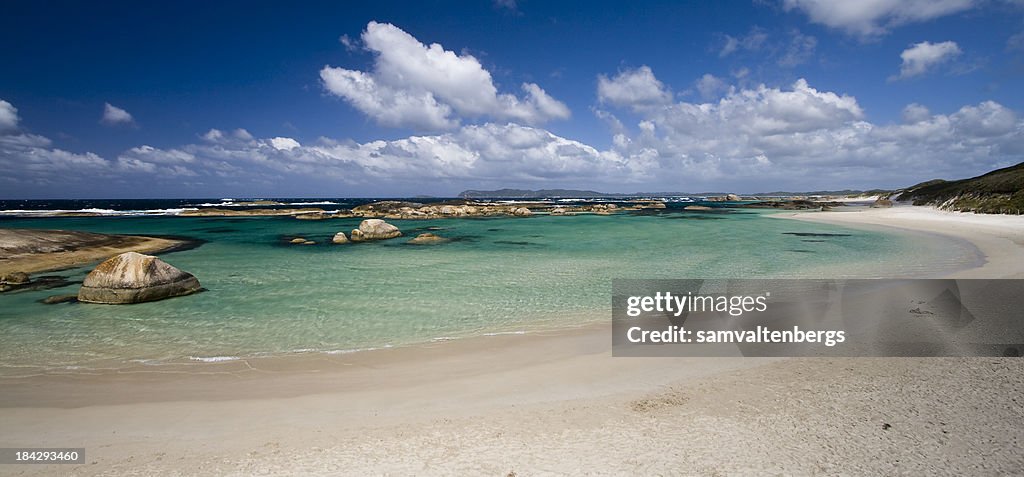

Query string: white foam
[0,207,197,217]
[325,344,393,355]
[188,356,240,363]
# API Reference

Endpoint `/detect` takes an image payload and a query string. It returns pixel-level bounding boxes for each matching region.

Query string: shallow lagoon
[0,208,980,374]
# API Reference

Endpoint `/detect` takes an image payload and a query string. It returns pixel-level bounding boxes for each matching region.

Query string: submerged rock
[41,294,78,304]
[332,232,349,244]
[684,205,713,211]
[289,237,307,244]
[350,219,402,242]
[408,233,448,244]
[77,252,201,304]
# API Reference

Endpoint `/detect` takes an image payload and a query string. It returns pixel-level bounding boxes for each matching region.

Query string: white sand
[774,205,1024,278]
[2,205,1023,475]
[828,195,880,203]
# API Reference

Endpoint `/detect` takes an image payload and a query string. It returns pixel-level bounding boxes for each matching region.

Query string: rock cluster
[706,194,742,202]
[546,203,621,215]
[735,200,844,210]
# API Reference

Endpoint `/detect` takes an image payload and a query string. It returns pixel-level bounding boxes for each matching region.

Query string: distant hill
[895,162,1024,214]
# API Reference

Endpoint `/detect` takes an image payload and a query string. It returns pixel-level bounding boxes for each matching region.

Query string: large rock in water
[350,219,402,242]
[78,252,201,304]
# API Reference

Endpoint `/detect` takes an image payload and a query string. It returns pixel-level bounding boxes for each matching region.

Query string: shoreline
[2,205,1023,473]
[772,205,1024,279]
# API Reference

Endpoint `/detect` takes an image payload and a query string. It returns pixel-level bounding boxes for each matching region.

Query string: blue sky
[2,0,1024,198]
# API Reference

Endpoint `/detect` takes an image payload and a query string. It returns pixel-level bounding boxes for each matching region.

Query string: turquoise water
[0,210,980,374]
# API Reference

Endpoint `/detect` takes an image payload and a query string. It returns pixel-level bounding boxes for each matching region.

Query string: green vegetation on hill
[895,162,1024,214]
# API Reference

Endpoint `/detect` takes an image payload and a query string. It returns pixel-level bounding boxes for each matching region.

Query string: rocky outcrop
[332,232,349,244]
[706,194,741,202]
[171,199,676,220]
[408,233,448,244]
[289,238,307,244]
[77,252,201,304]
[350,219,402,242]
[0,271,31,292]
[1,271,30,285]
[735,200,844,210]
[294,212,329,220]
[871,198,894,208]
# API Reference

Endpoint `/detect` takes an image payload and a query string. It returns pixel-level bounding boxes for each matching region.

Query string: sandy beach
[2,205,1023,475]
[775,205,1024,279]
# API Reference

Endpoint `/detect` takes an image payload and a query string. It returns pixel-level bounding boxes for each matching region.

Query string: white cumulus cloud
[596,67,1022,190]
[0,100,20,131]
[783,0,977,37]
[270,137,301,151]
[597,66,673,110]
[695,74,728,100]
[320,21,569,131]
[101,103,136,126]
[895,41,962,79]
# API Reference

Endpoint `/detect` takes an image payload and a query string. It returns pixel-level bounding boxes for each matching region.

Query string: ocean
[0,198,982,376]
